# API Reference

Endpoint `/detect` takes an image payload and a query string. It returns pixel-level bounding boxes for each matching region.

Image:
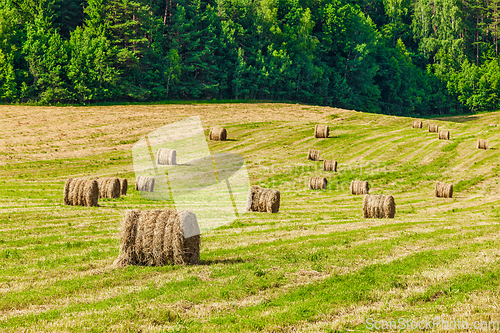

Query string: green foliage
[1,0,500,112]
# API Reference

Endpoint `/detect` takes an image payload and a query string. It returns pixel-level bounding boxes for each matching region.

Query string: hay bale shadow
[198,258,246,265]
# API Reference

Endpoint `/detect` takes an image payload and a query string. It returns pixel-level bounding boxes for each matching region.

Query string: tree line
[1,0,500,115]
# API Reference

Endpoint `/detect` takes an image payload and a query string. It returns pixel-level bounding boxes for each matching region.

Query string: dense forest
[1,0,500,115]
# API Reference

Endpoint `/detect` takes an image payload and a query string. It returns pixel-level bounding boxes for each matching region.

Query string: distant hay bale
[96,177,121,199]
[307,148,320,161]
[135,176,155,192]
[438,130,450,140]
[323,160,337,172]
[435,181,453,198]
[362,194,395,219]
[209,127,227,141]
[350,180,369,195]
[477,139,488,150]
[120,178,128,196]
[428,124,439,133]
[63,178,98,207]
[489,124,497,127]
[246,185,280,213]
[314,125,329,138]
[114,209,200,267]
[309,177,327,190]
[156,148,176,165]
[412,120,423,128]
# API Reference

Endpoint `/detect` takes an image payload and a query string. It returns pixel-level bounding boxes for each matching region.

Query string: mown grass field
[1,103,500,332]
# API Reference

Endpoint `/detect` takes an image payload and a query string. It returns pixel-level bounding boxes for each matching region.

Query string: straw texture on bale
[438,130,450,140]
[114,209,200,267]
[307,148,320,161]
[246,185,280,213]
[412,120,423,128]
[428,124,439,132]
[120,178,128,196]
[309,177,327,190]
[323,160,337,172]
[209,127,227,141]
[477,139,488,150]
[350,180,369,195]
[156,148,177,165]
[63,178,99,207]
[314,125,329,138]
[135,176,155,192]
[95,177,121,198]
[435,181,453,198]
[362,194,395,218]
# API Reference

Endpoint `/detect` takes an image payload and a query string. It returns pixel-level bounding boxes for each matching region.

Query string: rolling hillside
[1,104,499,332]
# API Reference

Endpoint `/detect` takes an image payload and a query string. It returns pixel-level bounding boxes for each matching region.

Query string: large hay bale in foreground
[435,181,453,198]
[120,178,128,196]
[209,127,227,141]
[477,139,488,150]
[428,124,439,133]
[135,176,155,192]
[307,148,320,161]
[309,177,327,190]
[96,177,121,198]
[412,120,423,128]
[114,209,200,267]
[323,160,337,172]
[362,194,395,218]
[246,185,280,213]
[350,180,369,195]
[63,178,99,207]
[438,130,450,140]
[314,125,329,138]
[156,148,176,165]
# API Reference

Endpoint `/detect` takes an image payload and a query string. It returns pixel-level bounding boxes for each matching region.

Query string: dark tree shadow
[433,115,480,123]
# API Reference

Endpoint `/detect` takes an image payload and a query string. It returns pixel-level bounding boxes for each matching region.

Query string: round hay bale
[113,209,141,267]
[350,180,369,195]
[412,120,423,128]
[115,209,200,267]
[314,125,329,138]
[152,209,172,266]
[428,124,439,133]
[136,176,155,192]
[172,210,200,265]
[96,177,121,199]
[141,210,162,266]
[307,148,320,161]
[209,127,227,141]
[477,139,488,150]
[64,178,98,207]
[246,185,280,213]
[362,194,395,218]
[63,178,73,205]
[134,211,147,265]
[438,130,450,140]
[323,160,337,172]
[84,180,99,207]
[435,181,453,198]
[120,178,128,196]
[489,124,497,127]
[164,211,176,265]
[309,177,327,190]
[156,148,177,165]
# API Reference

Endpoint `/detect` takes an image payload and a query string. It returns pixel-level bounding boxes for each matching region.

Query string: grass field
[1,103,500,332]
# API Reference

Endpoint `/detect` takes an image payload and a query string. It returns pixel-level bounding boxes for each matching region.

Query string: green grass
[1,104,500,332]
